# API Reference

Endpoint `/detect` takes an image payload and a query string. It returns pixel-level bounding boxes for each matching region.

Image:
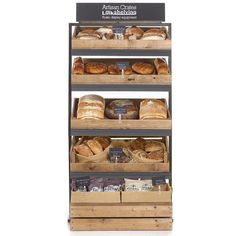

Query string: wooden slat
[72,38,171,50]
[70,162,169,172]
[72,74,171,85]
[70,218,172,231]
[70,203,172,217]
[71,191,121,204]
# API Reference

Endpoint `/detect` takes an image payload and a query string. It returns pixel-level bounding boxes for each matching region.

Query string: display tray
[70,202,172,218]
[121,185,172,203]
[70,137,169,172]
[71,58,171,86]
[70,218,172,231]
[72,26,171,50]
[71,98,171,130]
[71,191,121,204]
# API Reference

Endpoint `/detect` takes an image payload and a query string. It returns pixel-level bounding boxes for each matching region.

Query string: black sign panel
[76,3,165,22]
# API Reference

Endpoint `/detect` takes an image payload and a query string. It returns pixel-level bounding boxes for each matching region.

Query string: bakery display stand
[68,3,172,231]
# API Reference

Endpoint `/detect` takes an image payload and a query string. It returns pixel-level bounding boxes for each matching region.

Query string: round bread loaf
[105,99,138,119]
[129,137,146,151]
[108,64,133,75]
[146,150,164,162]
[85,62,107,74]
[145,141,163,152]
[142,28,166,40]
[131,63,154,75]
[86,140,103,154]
[78,29,101,39]
[74,143,93,157]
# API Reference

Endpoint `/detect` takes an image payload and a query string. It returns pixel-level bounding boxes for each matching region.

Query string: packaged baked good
[84,62,107,74]
[139,99,167,120]
[103,178,124,192]
[124,178,153,192]
[71,176,90,192]
[88,177,104,192]
[131,62,154,75]
[105,99,138,119]
[154,58,170,75]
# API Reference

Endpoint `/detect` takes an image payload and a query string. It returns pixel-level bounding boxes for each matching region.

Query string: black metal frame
[68,20,172,219]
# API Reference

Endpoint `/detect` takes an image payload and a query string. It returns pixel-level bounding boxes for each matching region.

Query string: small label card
[114,107,127,114]
[112,25,126,34]
[109,148,123,163]
[116,62,130,70]
[152,177,166,185]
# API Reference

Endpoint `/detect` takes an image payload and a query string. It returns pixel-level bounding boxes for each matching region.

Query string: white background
[1,0,236,235]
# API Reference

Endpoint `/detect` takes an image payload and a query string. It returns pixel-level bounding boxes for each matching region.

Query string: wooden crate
[70,218,172,231]
[71,191,121,204]
[70,202,172,218]
[72,26,171,50]
[121,185,172,203]
[71,98,171,130]
[71,58,171,86]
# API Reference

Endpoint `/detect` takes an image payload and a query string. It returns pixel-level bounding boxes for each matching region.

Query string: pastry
[73,57,84,74]
[93,137,111,149]
[74,143,93,157]
[86,140,103,154]
[77,95,105,120]
[154,58,170,75]
[85,62,107,74]
[145,141,163,152]
[139,99,167,120]
[141,27,166,40]
[146,150,164,162]
[108,64,133,75]
[129,137,145,151]
[131,62,154,75]
[105,100,138,119]
[125,26,144,40]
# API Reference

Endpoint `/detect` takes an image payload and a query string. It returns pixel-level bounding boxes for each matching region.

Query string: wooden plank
[71,118,171,130]
[72,38,171,50]
[70,203,172,218]
[70,218,172,231]
[70,162,169,172]
[71,191,121,204]
[71,74,171,85]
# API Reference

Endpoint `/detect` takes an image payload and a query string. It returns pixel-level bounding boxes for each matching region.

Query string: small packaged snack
[88,177,104,192]
[124,178,153,192]
[103,178,124,192]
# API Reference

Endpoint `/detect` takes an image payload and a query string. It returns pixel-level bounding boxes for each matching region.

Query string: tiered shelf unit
[68,3,172,231]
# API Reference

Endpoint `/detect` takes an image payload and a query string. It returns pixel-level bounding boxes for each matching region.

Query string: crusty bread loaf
[86,140,103,154]
[108,64,133,75]
[145,141,163,152]
[154,58,170,75]
[129,137,146,151]
[125,26,144,39]
[132,149,147,159]
[105,99,138,119]
[74,143,93,157]
[131,63,154,75]
[73,57,84,74]
[93,137,111,149]
[140,99,167,120]
[141,28,166,40]
[77,29,101,40]
[85,62,107,74]
[96,27,113,35]
[146,150,164,162]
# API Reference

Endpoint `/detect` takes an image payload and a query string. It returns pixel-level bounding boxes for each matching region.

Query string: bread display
[131,62,154,75]
[73,57,84,74]
[105,100,138,119]
[85,62,107,74]
[77,94,105,120]
[108,64,133,75]
[154,58,170,75]
[125,26,144,40]
[139,99,167,120]
[141,27,167,40]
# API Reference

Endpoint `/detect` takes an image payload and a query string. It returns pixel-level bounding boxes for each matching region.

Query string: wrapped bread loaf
[154,58,170,75]
[77,94,105,120]
[140,99,167,120]
[105,99,138,119]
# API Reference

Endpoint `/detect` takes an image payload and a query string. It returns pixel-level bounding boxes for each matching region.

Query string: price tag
[109,148,124,163]
[152,177,166,185]
[112,25,125,34]
[114,107,127,114]
[116,62,129,70]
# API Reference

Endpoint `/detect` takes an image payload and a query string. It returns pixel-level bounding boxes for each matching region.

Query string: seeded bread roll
[105,99,138,119]
[74,143,93,157]
[145,141,163,152]
[85,62,107,74]
[73,57,84,74]
[140,99,167,120]
[131,63,154,75]
[86,140,103,154]
[93,137,111,149]
[146,150,164,162]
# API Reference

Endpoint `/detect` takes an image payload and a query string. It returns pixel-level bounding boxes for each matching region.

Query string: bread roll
[73,57,84,74]
[105,100,138,119]
[125,26,144,39]
[86,140,103,154]
[131,63,154,75]
[140,99,167,120]
[93,137,111,149]
[85,62,107,74]
[145,141,163,152]
[74,143,93,157]
[146,150,164,162]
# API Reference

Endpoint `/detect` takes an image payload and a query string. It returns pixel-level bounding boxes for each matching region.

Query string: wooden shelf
[70,162,169,172]
[70,217,172,231]
[70,202,172,217]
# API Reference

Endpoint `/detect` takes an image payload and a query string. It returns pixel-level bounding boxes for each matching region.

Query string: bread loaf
[145,141,163,152]
[105,100,138,119]
[125,26,144,39]
[154,58,170,75]
[86,140,103,154]
[85,62,107,74]
[93,137,111,149]
[77,95,105,120]
[141,28,166,40]
[146,150,164,162]
[73,57,84,74]
[129,137,146,151]
[140,99,167,120]
[77,29,101,40]
[74,143,93,157]
[131,63,154,75]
